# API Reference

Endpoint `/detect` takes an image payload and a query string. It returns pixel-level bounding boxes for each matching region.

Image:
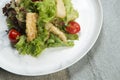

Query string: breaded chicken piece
[45,23,67,42]
[26,13,38,42]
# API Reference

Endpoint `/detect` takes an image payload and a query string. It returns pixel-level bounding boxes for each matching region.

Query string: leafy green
[19,0,34,12]
[35,0,56,23]
[6,18,14,29]
[6,0,79,57]
[47,33,74,47]
[15,36,46,57]
[63,0,79,23]
[65,33,79,40]
[15,33,75,56]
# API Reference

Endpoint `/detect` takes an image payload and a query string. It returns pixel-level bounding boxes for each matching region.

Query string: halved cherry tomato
[8,29,21,43]
[66,21,81,34]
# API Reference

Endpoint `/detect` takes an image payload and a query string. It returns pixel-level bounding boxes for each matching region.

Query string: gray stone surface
[0,69,69,80]
[0,0,120,80]
[69,0,120,80]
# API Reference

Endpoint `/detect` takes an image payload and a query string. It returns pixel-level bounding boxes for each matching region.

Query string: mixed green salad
[2,0,81,56]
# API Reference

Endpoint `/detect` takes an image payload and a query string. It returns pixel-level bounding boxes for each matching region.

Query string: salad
[2,0,81,57]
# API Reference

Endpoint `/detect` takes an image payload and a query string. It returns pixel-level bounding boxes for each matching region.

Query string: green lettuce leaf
[47,33,74,47]
[14,0,79,56]
[15,36,46,57]
[19,0,34,12]
[63,0,79,23]
[35,0,56,23]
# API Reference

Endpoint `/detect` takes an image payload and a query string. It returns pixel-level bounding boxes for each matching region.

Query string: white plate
[0,0,103,76]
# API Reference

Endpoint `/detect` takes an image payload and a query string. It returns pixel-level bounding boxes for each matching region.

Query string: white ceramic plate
[0,0,103,76]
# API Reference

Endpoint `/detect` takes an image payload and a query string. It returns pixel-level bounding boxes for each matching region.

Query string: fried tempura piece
[45,23,67,42]
[26,13,38,42]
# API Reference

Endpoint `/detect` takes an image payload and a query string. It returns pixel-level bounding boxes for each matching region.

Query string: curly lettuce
[63,0,79,23]
[35,0,56,23]
[15,36,46,57]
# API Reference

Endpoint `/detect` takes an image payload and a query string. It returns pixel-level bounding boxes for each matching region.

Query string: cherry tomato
[8,29,21,43]
[66,21,81,34]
